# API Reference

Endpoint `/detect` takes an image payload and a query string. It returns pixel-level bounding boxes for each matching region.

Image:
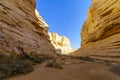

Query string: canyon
[0,0,120,80]
[0,0,73,56]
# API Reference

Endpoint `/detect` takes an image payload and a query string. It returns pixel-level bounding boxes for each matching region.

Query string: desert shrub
[0,53,33,80]
[110,64,120,75]
[30,56,51,63]
[0,51,53,80]
[28,53,53,63]
[77,56,95,62]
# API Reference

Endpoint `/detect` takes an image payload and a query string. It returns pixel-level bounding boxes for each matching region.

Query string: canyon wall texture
[0,0,55,56]
[75,0,120,62]
[49,32,74,55]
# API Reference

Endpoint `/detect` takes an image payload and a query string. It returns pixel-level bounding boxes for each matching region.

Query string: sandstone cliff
[49,32,74,54]
[75,0,120,62]
[0,0,55,56]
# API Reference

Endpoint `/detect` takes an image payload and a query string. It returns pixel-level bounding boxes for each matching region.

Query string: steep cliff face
[76,0,120,62]
[49,32,74,54]
[81,0,120,46]
[0,0,55,55]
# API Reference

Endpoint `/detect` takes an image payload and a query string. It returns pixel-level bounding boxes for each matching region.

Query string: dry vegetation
[110,64,120,75]
[0,52,53,80]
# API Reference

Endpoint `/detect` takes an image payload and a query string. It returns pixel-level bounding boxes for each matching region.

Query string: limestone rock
[0,0,55,56]
[49,32,74,55]
[75,0,120,62]
[46,58,63,69]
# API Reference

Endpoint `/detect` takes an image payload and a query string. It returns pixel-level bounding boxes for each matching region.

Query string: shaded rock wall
[0,0,55,55]
[75,0,120,62]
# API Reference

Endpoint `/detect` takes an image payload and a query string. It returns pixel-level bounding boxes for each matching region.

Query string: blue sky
[36,0,91,49]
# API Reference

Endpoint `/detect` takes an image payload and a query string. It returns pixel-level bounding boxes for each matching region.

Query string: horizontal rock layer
[49,32,74,54]
[0,0,55,55]
[75,0,120,62]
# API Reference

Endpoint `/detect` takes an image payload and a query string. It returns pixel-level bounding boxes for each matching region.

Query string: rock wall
[49,32,74,55]
[0,0,55,56]
[75,0,120,62]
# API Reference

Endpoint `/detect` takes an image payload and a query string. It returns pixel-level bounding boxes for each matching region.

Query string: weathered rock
[75,0,120,62]
[46,58,63,69]
[49,32,74,55]
[0,0,55,56]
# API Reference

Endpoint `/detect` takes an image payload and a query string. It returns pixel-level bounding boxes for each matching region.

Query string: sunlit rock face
[0,0,55,55]
[49,32,74,55]
[75,0,120,62]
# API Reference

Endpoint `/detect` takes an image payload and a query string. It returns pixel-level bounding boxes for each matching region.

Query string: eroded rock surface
[0,0,55,56]
[49,32,74,54]
[75,0,120,62]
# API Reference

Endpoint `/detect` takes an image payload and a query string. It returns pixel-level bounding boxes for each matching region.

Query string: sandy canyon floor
[7,57,120,80]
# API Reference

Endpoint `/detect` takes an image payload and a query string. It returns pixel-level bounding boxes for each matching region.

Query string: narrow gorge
[0,0,120,80]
